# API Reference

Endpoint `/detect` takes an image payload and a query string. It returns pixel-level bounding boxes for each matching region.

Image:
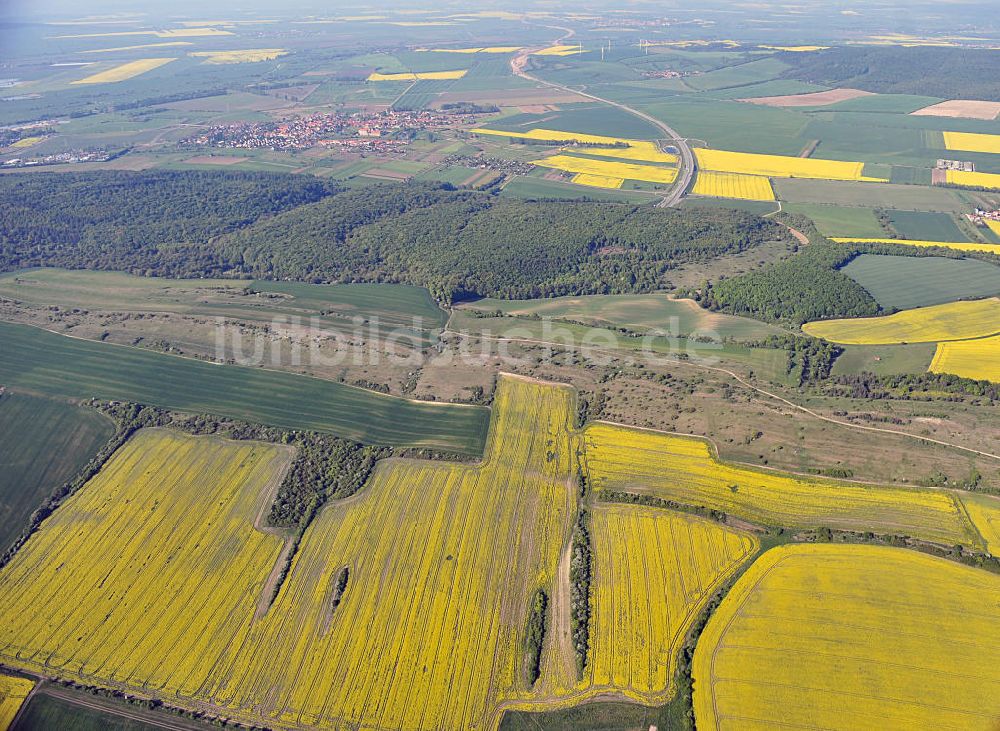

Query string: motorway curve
[509,36,696,207]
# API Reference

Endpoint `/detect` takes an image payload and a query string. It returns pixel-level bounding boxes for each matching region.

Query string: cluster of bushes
[524,589,548,686]
[750,334,843,385]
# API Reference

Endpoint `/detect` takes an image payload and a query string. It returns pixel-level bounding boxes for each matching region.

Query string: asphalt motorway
[510,42,696,207]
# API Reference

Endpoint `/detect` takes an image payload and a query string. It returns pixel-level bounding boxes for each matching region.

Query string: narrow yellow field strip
[584,423,980,547]
[692,171,776,201]
[367,69,467,81]
[536,154,677,184]
[472,127,677,163]
[71,57,176,84]
[831,236,1000,254]
[190,49,286,64]
[758,44,829,51]
[943,130,1000,154]
[8,136,45,149]
[961,493,1000,554]
[802,298,1000,345]
[695,148,885,182]
[532,45,583,56]
[930,333,1000,382]
[693,544,1000,731]
[572,173,624,189]
[0,673,33,730]
[55,27,233,39]
[947,169,1000,190]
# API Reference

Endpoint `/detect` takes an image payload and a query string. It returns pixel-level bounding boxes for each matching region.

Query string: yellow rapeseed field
[0,377,766,729]
[572,172,624,189]
[692,544,1000,730]
[583,423,981,546]
[0,673,33,731]
[802,298,1000,344]
[71,58,176,84]
[986,219,1000,237]
[831,236,1000,255]
[694,148,885,181]
[190,49,286,64]
[533,45,583,56]
[947,169,1000,189]
[8,136,45,149]
[758,45,829,51]
[586,505,756,703]
[471,127,678,163]
[943,130,1000,154]
[0,429,290,705]
[930,333,1000,382]
[961,494,1000,554]
[367,69,467,81]
[536,154,678,184]
[692,171,775,201]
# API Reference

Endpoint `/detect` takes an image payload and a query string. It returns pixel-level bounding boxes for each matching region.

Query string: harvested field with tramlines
[802,298,1000,344]
[692,544,1000,730]
[583,423,982,547]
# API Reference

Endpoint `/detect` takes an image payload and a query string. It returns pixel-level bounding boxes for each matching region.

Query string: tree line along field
[2,375,1000,730]
[0,377,758,729]
[692,544,1000,730]
[0,392,114,552]
[0,322,489,454]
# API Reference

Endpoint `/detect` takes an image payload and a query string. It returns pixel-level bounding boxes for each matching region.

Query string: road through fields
[511,28,695,206]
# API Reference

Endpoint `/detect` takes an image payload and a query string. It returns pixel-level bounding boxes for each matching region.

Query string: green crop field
[12,691,170,731]
[831,342,937,377]
[684,56,791,91]
[482,103,663,139]
[0,323,489,454]
[681,197,780,215]
[774,178,969,212]
[841,254,1000,310]
[782,204,886,238]
[499,176,658,203]
[459,293,785,340]
[888,210,969,242]
[0,393,113,551]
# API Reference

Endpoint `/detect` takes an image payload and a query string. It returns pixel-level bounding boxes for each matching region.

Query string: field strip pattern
[694,148,885,182]
[802,298,1000,345]
[692,544,1000,730]
[586,505,757,702]
[535,155,677,185]
[471,127,678,163]
[584,423,981,547]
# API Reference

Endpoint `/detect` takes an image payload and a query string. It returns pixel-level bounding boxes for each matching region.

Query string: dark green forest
[780,46,1000,100]
[0,172,787,303]
[0,171,336,274]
